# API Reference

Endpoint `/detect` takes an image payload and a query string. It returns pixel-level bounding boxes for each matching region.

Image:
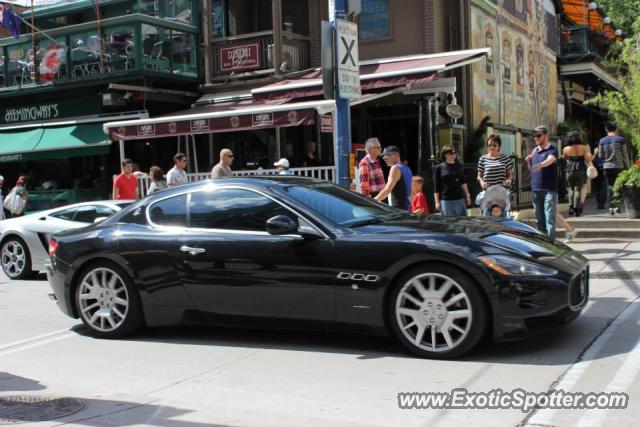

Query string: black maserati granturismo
[47,177,589,359]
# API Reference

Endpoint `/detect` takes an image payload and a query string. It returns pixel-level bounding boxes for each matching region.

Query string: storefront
[0,97,146,208]
[104,48,489,192]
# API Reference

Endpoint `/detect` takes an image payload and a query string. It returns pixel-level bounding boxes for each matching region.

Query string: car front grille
[568,267,589,310]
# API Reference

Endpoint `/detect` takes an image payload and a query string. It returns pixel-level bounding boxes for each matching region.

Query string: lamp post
[587,2,597,52]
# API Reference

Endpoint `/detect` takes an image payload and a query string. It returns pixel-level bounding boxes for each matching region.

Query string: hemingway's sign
[219,42,260,72]
[3,103,59,124]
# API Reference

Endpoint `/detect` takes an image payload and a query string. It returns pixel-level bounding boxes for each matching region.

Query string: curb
[591,271,640,279]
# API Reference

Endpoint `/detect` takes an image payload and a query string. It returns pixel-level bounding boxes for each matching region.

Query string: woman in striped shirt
[477,134,513,217]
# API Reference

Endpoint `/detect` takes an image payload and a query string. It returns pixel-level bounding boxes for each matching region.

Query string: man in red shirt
[113,158,139,200]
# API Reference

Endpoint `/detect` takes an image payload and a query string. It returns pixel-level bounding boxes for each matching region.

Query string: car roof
[148,176,326,196]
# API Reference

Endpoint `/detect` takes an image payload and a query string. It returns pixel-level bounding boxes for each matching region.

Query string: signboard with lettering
[219,43,260,72]
[0,96,102,125]
[336,19,361,99]
[321,114,333,133]
[252,112,273,127]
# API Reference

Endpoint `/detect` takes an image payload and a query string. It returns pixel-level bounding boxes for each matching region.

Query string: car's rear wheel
[389,264,487,359]
[75,262,143,338]
[1,237,32,280]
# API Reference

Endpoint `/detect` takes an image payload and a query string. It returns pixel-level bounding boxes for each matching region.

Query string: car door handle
[180,245,206,255]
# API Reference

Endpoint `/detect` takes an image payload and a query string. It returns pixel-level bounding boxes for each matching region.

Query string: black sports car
[47,177,589,359]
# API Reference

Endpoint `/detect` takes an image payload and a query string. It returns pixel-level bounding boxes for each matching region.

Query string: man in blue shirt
[526,125,559,239]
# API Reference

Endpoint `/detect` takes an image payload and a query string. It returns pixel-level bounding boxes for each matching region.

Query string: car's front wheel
[389,264,487,359]
[1,237,32,279]
[75,262,143,338]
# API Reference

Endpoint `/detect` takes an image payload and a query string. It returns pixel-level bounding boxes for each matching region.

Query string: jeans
[441,199,468,216]
[605,168,623,210]
[532,191,558,239]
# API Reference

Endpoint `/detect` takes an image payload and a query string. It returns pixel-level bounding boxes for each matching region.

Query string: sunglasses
[226,154,234,158]
[534,133,544,138]
[445,151,457,155]
[487,143,499,147]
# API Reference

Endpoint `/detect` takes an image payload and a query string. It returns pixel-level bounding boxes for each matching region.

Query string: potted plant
[613,160,640,218]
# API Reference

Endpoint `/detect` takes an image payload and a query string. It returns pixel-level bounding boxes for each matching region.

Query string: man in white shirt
[166,153,189,187]
[211,148,234,178]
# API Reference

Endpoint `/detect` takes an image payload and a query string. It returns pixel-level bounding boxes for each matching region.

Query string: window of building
[149,194,188,227]
[359,0,390,41]
[189,188,289,232]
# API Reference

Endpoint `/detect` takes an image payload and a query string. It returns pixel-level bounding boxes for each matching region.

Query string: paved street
[1,243,639,427]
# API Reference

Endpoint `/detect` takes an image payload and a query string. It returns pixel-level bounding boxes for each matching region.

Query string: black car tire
[388,264,488,359]
[74,261,143,339]
[1,236,32,280]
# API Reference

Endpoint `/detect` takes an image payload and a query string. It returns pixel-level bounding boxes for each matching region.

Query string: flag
[0,4,21,40]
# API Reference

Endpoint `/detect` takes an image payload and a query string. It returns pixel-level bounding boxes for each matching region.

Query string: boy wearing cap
[274,158,292,175]
[374,146,413,210]
[526,125,559,239]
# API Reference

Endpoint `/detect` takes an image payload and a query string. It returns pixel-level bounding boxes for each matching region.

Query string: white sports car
[0,200,133,279]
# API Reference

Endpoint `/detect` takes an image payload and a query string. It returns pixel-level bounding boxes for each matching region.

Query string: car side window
[72,206,100,223]
[149,194,188,227]
[50,208,76,221]
[189,188,289,232]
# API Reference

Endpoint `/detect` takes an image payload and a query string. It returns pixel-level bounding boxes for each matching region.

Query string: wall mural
[471,0,558,134]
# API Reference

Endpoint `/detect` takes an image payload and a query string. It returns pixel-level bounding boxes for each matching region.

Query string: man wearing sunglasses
[526,125,559,239]
[211,148,234,178]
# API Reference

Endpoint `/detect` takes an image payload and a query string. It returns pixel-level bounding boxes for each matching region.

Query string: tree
[599,0,640,37]
[588,17,640,155]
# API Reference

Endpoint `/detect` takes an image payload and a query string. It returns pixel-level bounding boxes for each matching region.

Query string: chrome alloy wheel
[1,240,27,278]
[78,267,130,332]
[395,272,472,353]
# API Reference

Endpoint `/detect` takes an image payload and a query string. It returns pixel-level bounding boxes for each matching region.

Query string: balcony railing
[0,14,199,91]
[211,30,310,79]
[137,166,337,197]
[560,25,611,59]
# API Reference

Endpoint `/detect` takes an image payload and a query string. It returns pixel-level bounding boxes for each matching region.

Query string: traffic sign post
[330,0,360,187]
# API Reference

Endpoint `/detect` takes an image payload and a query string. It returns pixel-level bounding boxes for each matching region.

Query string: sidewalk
[513,196,640,277]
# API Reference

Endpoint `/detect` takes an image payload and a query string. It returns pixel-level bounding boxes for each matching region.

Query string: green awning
[0,124,110,163]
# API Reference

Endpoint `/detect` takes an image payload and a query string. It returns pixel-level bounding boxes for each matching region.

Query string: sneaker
[564,229,577,243]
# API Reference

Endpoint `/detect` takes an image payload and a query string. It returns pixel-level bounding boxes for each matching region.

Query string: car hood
[354,215,570,260]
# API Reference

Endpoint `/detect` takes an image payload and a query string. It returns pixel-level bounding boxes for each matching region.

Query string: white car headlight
[480,255,558,276]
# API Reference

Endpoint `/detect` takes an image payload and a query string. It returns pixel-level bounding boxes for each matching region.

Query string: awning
[252,48,490,100]
[0,123,110,163]
[105,99,335,141]
[560,62,620,91]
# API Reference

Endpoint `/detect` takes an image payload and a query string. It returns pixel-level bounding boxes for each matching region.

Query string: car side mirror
[266,215,298,235]
[93,217,108,224]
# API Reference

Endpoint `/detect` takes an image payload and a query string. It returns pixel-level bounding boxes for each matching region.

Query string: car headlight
[479,255,557,276]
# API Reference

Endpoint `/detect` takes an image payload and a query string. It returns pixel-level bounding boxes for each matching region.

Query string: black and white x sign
[340,37,356,66]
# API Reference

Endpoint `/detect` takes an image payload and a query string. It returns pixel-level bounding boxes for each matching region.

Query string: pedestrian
[147,166,167,194]
[0,175,5,220]
[112,158,138,200]
[526,125,559,239]
[358,137,385,198]
[562,131,592,216]
[477,134,513,217]
[374,146,413,210]
[4,175,29,218]
[303,141,323,167]
[591,145,608,209]
[274,158,292,175]
[211,148,234,178]
[598,121,630,215]
[410,176,429,215]
[434,145,471,216]
[166,153,189,187]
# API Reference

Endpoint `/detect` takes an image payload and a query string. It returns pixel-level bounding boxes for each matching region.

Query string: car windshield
[278,182,406,226]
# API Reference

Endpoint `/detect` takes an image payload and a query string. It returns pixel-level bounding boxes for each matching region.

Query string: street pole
[331,0,352,187]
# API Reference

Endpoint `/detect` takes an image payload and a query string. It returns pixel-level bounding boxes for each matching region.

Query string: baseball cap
[381,146,400,157]
[273,158,290,168]
[533,125,548,135]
